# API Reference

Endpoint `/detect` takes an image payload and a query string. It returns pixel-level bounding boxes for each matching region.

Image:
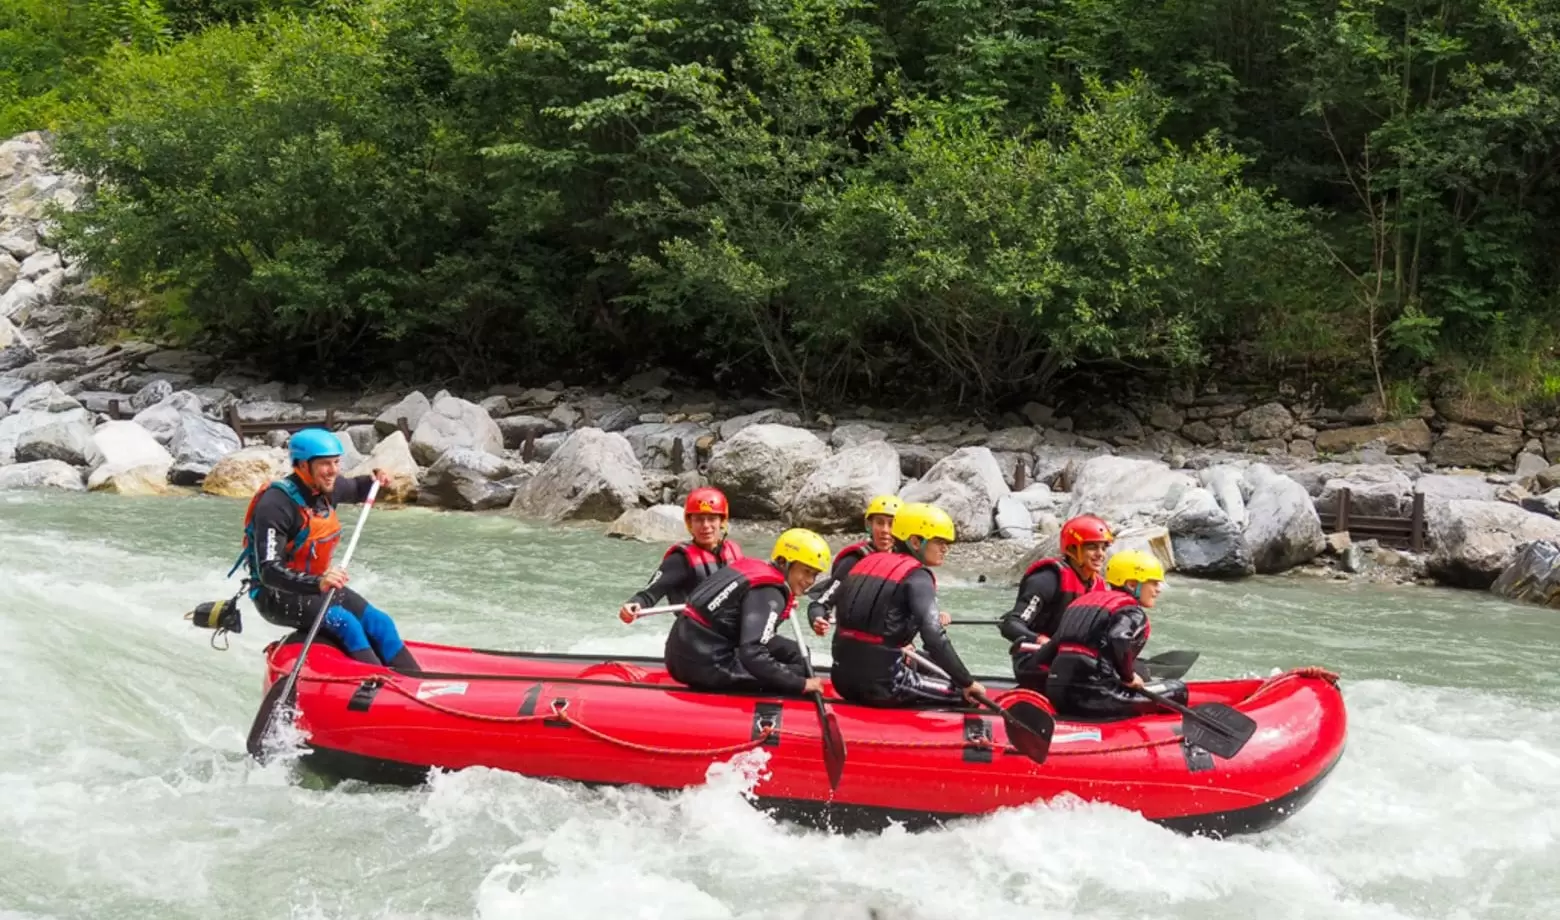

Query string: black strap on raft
[185,584,249,651]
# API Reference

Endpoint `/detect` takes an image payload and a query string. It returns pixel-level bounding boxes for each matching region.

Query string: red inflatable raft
[259,637,1347,837]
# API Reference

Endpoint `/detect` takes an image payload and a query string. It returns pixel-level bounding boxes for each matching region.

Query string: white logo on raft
[1052,729,1103,744]
[415,682,469,700]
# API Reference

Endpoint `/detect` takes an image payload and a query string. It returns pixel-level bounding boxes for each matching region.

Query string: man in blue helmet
[234,428,420,671]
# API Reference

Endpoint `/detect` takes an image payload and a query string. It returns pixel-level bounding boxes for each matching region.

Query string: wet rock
[0,458,85,491]
[1490,540,1560,607]
[10,381,79,413]
[510,427,644,522]
[707,424,829,518]
[1167,487,1252,577]
[15,407,96,465]
[345,431,420,503]
[607,504,688,543]
[1426,499,1560,588]
[375,391,431,436]
[1242,463,1326,573]
[409,394,504,465]
[418,447,532,511]
[201,446,291,498]
[787,440,901,532]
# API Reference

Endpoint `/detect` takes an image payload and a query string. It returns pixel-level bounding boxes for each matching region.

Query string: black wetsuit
[663,558,809,694]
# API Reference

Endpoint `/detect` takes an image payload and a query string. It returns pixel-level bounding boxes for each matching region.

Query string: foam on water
[2,492,1558,919]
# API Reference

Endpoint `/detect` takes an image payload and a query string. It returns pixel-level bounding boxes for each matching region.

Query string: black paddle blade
[1139,650,1200,681]
[996,699,1055,763]
[245,679,293,762]
[1182,703,1257,759]
[812,694,847,790]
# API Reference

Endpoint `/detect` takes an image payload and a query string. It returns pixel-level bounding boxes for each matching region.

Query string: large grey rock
[1430,423,1522,469]
[899,446,1010,542]
[0,408,53,464]
[234,399,305,423]
[1427,499,1560,588]
[1242,463,1326,573]
[418,447,532,511]
[344,431,420,503]
[1235,402,1294,440]
[830,423,887,449]
[1415,473,1498,504]
[86,420,174,494]
[707,424,830,518]
[345,423,380,455]
[1490,540,1560,608]
[17,250,61,281]
[1167,487,1253,577]
[1317,465,1414,518]
[375,391,431,436]
[201,446,291,498]
[1314,418,1432,455]
[0,459,85,491]
[131,391,205,445]
[1198,465,1248,530]
[510,428,643,522]
[607,504,689,543]
[15,407,97,466]
[167,414,243,485]
[719,409,802,441]
[0,279,42,320]
[787,440,902,532]
[622,421,710,472]
[1062,455,1198,531]
[129,379,174,411]
[10,381,80,413]
[496,414,563,450]
[994,494,1036,541]
[409,395,504,466]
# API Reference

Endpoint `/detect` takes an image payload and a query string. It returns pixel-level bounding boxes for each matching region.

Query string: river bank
[7,129,1560,604]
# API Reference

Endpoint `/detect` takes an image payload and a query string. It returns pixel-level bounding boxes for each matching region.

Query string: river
[2,491,1557,919]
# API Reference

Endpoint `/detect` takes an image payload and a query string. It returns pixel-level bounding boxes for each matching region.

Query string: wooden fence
[1318,487,1425,551]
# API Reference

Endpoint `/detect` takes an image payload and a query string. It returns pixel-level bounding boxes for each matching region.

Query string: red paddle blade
[814,696,847,790]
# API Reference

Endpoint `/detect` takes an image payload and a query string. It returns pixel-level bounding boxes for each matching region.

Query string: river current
[2,491,1556,919]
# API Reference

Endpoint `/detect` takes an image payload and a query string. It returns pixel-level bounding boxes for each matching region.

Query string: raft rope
[261,646,1337,760]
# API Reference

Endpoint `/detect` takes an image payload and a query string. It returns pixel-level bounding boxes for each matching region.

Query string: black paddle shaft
[1133,683,1257,760]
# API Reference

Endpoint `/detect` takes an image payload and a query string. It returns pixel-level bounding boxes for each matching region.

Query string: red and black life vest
[832,552,934,648]
[832,540,871,576]
[229,478,341,596]
[1049,589,1149,663]
[680,556,790,641]
[1020,557,1104,638]
[665,539,745,581]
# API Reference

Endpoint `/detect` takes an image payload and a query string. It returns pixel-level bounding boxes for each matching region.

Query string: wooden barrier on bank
[1318,487,1425,552]
[223,405,412,442]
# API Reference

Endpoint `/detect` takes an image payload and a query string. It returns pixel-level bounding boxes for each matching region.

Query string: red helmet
[684,487,730,520]
[1060,514,1115,555]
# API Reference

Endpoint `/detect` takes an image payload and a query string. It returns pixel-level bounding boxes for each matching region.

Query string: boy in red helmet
[619,487,744,622]
[999,514,1112,690]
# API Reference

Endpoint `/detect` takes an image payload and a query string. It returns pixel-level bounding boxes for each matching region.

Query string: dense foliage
[10,0,1560,408]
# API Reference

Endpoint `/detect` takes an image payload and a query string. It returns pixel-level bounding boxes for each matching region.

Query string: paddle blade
[813,695,847,790]
[1182,703,1257,759]
[1139,650,1199,681]
[245,678,292,762]
[997,699,1055,763]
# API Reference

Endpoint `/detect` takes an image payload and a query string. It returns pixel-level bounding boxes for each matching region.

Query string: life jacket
[832,551,934,648]
[680,556,790,641]
[832,540,872,576]
[228,477,342,596]
[665,539,745,581]
[1049,589,1148,663]
[1019,557,1103,638]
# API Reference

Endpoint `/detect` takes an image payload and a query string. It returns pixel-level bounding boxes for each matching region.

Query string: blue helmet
[288,428,343,464]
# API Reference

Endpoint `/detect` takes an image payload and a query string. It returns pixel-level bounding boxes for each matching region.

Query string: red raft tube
[258,637,1347,837]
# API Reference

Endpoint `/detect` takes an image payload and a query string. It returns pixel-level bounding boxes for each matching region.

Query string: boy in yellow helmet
[803,494,901,634]
[1030,549,1189,719]
[664,528,833,696]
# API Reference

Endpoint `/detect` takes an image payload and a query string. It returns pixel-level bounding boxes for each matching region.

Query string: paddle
[618,604,683,623]
[246,479,381,762]
[903,649,1053,763]
[1128,680,1257,760]
[786,602,847,790]
[1009,643,1200,681]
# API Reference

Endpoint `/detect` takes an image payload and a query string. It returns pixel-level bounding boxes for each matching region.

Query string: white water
[2,491,1558,919]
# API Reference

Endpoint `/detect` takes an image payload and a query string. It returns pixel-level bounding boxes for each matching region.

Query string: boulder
[1520,488,1560,520]
[1013,483,1065,514]
[0,409,58,464]
[201,446,291,498]
[1314,418,1432,455]
[0,458,85,491]
[1490,540,1560,608]
[1515,452,1549,481]
[418,447,532,511]
[830,423,887,449]
[1317,465,1414,518]
[898,446,1010,542]
[234,399,305,424]
[167,414,243,485]
[1062,456,1197,531]
[84,420,173,492]
[375,391,431,435]
[1198,465,1248,530]
[622,421,710,472]
[510,428,644,522]
[984,427,1042,453]
[129,379,175,411]
[787,440,902,532]
[496,414,563,450]
[993,494,1035,541]
[131,391,206,445]
[1166,487,1253,577]
[345,423,380,455]
[1429,423,1522,469]
[15,407,97,466]
[344,430,420,503]
[1242,463,1326,573]
[719,409,802,441]
[1426,499,1560,588]
[10,381,80,413]
[1415,473,1498,505]
[409,395,504,466]
[707,424,830,518]
[607,504,689,543]
[1234,402,1294,440]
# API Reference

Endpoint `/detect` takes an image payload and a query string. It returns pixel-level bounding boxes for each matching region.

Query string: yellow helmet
[771,528,832,573]
[864,494,902,526]
[1105,549,1166,588]
[891,502,956,545]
